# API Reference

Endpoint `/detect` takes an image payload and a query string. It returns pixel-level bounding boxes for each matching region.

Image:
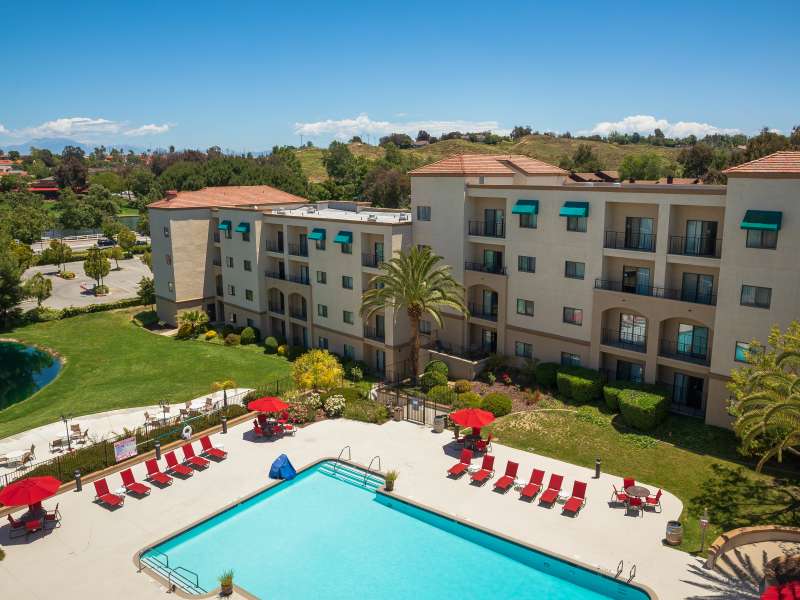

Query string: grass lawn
[487,399,800,555]
[0,308,292,439]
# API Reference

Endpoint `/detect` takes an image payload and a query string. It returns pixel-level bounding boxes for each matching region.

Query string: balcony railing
[657,381,706,418]
[468,220,505,238]
[213,232,220,243]
[425,341,494,361]
[362,253,384,268]
[288,242,308,257]
[659,339,710,366]
[215,286,223,296]
[289,309,307,321]
[668,236,722,259]
[268,303,284,314]
[594,279,716,306]
[464,261,506,275]
[468,303,498,322]
[601,328,647,353]
[264,240,284,253]
[265,271,286,280]
[212,258,222,266]
[288,274,310,285]
[604,231,656,252]
[363,325,386,342]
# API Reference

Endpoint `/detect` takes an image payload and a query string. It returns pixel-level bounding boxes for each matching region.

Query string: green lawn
[0,309,292,439]
[487,400,800,555]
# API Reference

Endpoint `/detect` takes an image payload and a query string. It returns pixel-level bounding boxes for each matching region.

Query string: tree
[0,241,25,326]
[89,171,125,193]
[361,246,467,380]
[791,125,800,149]
[361,166,410,208]
[177,309,209,335]
[291,349,344,391]
[126,168,156,198]
[106,246,124,270]
[560,144,602,172]
[510,126,532,140]
[83,247,110,289]
[45,239,72,273]
[322,141,357,182]
[57,190,95,231]
[101,217,123,240]
[678,143,715,178]
[747,127,790,160]
[54,146,88,189]
[416,130,430,142]
[137,276,155,307]
[0,196,52,244]
[618,153,672,180]
[117,227,137,254]
[85,184,119,224]
[348,136,363,144]
[9,240,35,271]
[378,133,414,149]
[139,250,152,271]
[7,150,20,160]
[24,272,52,307]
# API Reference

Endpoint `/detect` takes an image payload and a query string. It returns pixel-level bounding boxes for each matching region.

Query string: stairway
[318,461,383,491]
[139,554,207,595]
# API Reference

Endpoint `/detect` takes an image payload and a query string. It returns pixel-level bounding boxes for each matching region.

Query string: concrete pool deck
[0,418,720,599]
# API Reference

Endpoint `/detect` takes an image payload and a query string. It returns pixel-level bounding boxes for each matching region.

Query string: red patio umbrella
[0,476,60,512]
[449,408,496,430]
[247,396,289,413]
[762,581,800,600]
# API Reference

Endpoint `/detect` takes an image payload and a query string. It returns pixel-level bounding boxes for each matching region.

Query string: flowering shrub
[288,402,315,424]
[501,372,512,385]
[323,394,346,417]
[205,330,218,340]
[303,392,322,410]
[277,344,288,356]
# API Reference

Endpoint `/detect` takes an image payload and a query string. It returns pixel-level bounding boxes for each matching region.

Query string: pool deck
[0,418,717,599]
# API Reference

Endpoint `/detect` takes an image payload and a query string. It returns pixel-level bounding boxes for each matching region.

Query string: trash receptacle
[393,406,404,422]
[433,415,445,433]
[665,521,683,546]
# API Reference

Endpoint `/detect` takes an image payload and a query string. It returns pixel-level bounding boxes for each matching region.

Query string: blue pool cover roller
[269,454,297,480]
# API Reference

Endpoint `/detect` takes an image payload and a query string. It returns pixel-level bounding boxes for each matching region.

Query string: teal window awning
[333,231,353,244]
[308,228,326,241]
[234,222,250,233]
[741,210,782,231]
[512,199,539,215]
[559,201,589,218]
[217,220,232,231]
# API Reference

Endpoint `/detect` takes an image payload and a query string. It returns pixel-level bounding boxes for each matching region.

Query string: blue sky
[2,0,798,151]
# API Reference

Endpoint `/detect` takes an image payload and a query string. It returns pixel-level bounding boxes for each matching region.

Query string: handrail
[627,563,637,582]
[615,560,623,578]
[169,565,205,593]
[138,548,169,572]
[365,455,381,486]
[333,445,351,475]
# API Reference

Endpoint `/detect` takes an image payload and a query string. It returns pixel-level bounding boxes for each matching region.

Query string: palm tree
[361,245,467,381]
[178,309,209,335]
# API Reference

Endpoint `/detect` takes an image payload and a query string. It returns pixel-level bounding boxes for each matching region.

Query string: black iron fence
[264,239,284,253]
[468,303,498,321]
[667,235,722,259]
[601,328,647,353]
[604,230,656,252]
[288,242,308,257]
[361,253,383,268]
[468,220,505,238]
[594,279,717,306]
[425,340,494,361]
[464,261,506,275]
[659,339,711,366]
[363,325,386,342]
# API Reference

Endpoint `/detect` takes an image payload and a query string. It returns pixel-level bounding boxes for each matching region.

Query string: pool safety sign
[114,436,138,462]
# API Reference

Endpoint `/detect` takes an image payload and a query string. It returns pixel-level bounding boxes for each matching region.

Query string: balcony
[215,286,223,297]
[468,303,498,322]
[212,258,222,267]
[268,302,285,315]
[604,231,656,253]
[362,253,384,268]
[668,236,722,259]
[213,232,220,243]
[656,381,706,418]
[265,271,286,281]
[363,325,386,342]
[425,341,494,361]
[659,339,710,366]
[464,261,506,275]
[601,328,647,353]
[264,240,284,253]
[288,242,308,257]
[468,220,505,238]
[288,274,310,285]
[594,279,716,306]
[289,309,307,321]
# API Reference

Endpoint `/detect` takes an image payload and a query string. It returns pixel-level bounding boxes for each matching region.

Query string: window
[516,299,534,317]
[567,216,587,232]
[318,337,329,350]
[343,344,355,359]
[342,275,353,290]
[519,213,537,229]
[246,318,254,327]
[318,304,328,318]
[341,242,352,255]
[230,312,237,324]
[419,320,432,334]
[343,310,354,324]
[515,341,533,358]
[227,284,236,296]
[245,289,253,301]
[242,231,250,242]
[563,307,583,325]
[163,226,170,238]
[417,206,431,221]
[565,261,585,280]
[746,229,778,250]
[561,352,581,367]
[518,255,536,273]
[616,360,643,384]
[740,285,771,308]
[167,281,174,292]
[315,239,326,251]
[243,259,252,272]
[165,254,172,265]
[224,227,231,240]
[316,270,326,284]
[225,256,233,268]
[735,342,750,363]
[478,176,485,184]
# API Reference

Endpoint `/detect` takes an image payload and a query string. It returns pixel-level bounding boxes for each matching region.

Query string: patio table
[625,485,650,499]
[4,450,27,466]
[557,491,570,504]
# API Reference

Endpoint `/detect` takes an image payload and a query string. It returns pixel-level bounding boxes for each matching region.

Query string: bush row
[603,380,670,431]
[556,366,603,404]
[22,297,144,324]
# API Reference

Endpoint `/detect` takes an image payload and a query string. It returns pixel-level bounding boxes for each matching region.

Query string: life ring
[182,425,193,440]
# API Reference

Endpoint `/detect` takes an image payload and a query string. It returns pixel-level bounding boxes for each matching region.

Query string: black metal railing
[215,286,223,296]
[425,341,495,361]
[212,232,220,243]
[659,339,710,365]
[468,303,498,321]
[268,302,284,314]
[594,279,716,306]
[264,239,284,253]
[363,325,386,342]
[601,328,647,352]
[212,258,221,266]
[265,271,286,280]
[288,274,310,285]
[464,261,506,275]
[289,309,307,321]
[604,230,656,252]
[468,220,505,238]
[657,381,707,418]
[668,236,722,259]
[678,289,717,306]
[361,253,384,268]
[288,242,308,257]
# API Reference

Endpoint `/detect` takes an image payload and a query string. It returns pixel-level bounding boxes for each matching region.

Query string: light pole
[61,414,72,452]
[159,399,168,423]
[700,507,710,553]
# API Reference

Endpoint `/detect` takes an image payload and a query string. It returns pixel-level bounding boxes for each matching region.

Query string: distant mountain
[0,138,147,154]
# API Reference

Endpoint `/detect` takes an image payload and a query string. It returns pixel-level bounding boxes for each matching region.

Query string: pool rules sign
[114,436,138,462]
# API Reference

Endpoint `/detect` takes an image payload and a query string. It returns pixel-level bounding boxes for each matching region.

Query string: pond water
[0,342,62,410]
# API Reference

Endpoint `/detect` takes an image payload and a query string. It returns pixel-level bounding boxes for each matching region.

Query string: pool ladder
[614,560,637,582]
[365,455,381,486]
[333,445,351,475]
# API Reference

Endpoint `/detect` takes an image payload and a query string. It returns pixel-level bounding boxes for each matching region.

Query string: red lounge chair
[474,434,493,454]
[646,489,663,512]
[200,435,227,459]
[539,474,564,505]
[93,478,124,508]
[494,461,519,493]
[165,451,193,477]
[623,477,635,491]
[562,481,588,515]
[448,449,473,478]
[281,423,296,436]
[25,519,42,535]
[7,514,25,538]
[145,459,173,486]
[470,454,495,485]
[610,485,629,505]
[181,443,210,469]
[120,468,151,496]
[520,469,545,500]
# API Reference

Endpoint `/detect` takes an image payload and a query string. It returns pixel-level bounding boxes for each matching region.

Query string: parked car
[96,238,116,248]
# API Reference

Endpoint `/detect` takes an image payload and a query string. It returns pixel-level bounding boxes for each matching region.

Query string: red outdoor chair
[562,481,588,516]
[474,434,493,454]
[520,469,545,501]
[145,459,173,486]
[200,435,227,459]
[493,461,519,493]
[181,443,210,469]
[93,478,124,508]
[645,489,663,512]
[623,477,635,490]
[470,454,495,485]
[539,474,564,506]
[448,449,473,478]
[164,451,193,477]
[7,514,25,538]
[120,468,151,496]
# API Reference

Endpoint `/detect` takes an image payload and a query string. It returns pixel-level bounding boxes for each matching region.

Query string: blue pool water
[0,342,61,409]
[143,461,649,599]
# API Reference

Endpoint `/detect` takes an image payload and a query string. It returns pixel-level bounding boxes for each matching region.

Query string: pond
[0,342,62,410]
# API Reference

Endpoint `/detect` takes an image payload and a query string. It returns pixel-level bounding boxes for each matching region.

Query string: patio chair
[623,477,635,491]
[610,485,629,506]
[281,422,296,436]
[470,454,495,486]
[199,435,227,460]
[181,443,210,469]
[562,481,588,516]
[447,449,473,478]
[252,420,265,438]
[45,503,61,528]
[29,444,36,460]
[145,459,173,486]
[179,408,191,420]
[77,429,90,445]
[627,496,644,517]
[120,468,151,496]
[0,454,7,466]
[70,425,82,440]
[17,451,34,470]
[277,410,290,425]
[474,433,493,454]
[49,437,66,453]
[645,489,663,512]
[539,474,564,506]
[144,411,158,426]
[93,478,124,508]
[7,514,26,538]
[493,460,519,493]
[25,519,42,536]
[520,469,545,501]
[203,398,214,413]
[164,451,193,477]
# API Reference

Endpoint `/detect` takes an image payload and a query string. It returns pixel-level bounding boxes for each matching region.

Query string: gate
[375,385,438,426]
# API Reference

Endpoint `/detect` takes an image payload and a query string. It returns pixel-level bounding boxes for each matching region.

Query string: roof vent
[165,190,178,200]
[367,214,378,221]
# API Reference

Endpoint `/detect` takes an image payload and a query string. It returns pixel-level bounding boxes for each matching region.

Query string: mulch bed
[467,380,549,413]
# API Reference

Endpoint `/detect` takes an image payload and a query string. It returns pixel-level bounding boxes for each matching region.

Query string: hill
[295,135,682,181]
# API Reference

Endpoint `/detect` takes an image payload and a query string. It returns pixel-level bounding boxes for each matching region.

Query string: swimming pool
[141,460,651,599]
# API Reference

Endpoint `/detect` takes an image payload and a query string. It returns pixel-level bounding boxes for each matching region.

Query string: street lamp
[61,414,72,452]
[699,507,710,553]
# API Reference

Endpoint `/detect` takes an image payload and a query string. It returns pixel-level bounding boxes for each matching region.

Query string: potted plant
[218,569,234,596]
[384,470,399,492]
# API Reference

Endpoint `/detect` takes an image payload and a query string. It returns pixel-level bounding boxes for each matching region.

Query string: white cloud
[294,113,508,140]
[0,123,7,134]
[0,116,172,141]
[124,123,171,137]
[581,114,740,138]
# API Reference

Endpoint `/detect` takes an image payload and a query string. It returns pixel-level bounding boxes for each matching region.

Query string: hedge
[22,297,144,324]
[556,366,603,403]
[618,387,670,431]
[264,336,279,353]
[603,382,629,412]
[534,362,559,388]
[424,359,449,378]
[453,391,482,409]
[420,369,448,392]
[427,384,456,406]
[482,392,512,417]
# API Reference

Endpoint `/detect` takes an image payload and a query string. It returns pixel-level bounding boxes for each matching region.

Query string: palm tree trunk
[410,314,420,383]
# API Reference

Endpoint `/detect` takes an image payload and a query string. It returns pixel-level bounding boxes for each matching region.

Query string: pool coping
[133,456,657,600]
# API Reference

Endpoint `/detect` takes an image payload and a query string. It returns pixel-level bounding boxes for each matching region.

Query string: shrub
[292,349,344,390]
[427,384,456,406]
[424,359,449,378]
[487,372,496,385]
[453,379,472,394]
[534,362,559,388]
[175,323,194,339]
[264,336,279,353]
[556,366,603,403]
[204,330,218,340]
[618,388,670,431]
[240,326,257,345]
[603,382,630,412]
[343,399,389,424]
[323,394,346,417]
[286,346,305,361]
[277,344,288,356]
[482,392,513,417]
[60,271,76,279]
[420,370,448,392]
[287,402,315,424]
[453,391,482,409]
[349,365,363,382]
[224,333,241,346]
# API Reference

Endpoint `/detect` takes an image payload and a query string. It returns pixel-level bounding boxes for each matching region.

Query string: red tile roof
[148,185,308,209]
[409,154,566,177]
[723,151,800,177]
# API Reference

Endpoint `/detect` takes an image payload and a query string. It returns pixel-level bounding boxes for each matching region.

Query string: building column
[652,203,670,289]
